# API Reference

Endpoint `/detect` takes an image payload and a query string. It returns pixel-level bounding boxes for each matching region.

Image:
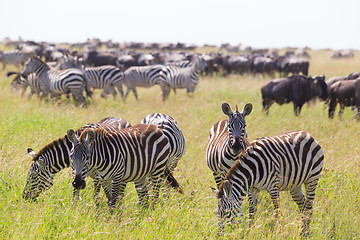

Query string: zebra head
[212,180,243,226]
[21,57,47,78]
[222,102,252,155]
[67,129,94,190]
[23,148,54,200]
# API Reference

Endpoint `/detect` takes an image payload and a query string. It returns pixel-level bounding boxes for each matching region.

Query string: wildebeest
[276,56,309,76]
[261,74,328,116]
[328,78,360,120]
[83,50,117,67]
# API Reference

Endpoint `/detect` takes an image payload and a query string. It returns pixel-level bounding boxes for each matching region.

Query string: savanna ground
[0,46,359,239]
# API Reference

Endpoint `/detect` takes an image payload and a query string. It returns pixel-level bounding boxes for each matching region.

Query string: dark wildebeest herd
[1,38,359,119]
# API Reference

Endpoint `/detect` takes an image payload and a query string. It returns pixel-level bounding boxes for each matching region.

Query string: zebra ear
[223,180,233,199]
[222,102,232,116]
[27,147,36,159]
[67,129,78,144]
[241,103,253,116]
[84,129,95,146]
[211,186,219,197]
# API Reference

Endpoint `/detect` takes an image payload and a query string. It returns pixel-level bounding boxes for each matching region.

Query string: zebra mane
[31,135,68,161]
[79,127,107,140]
[31,125,90,161]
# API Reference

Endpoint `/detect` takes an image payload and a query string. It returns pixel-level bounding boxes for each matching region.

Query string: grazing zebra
[83,65,124,99]
[206,102,253,188]
[67,123,182,209]
[212,130,324,235]
[23,117,131,201]
[122,65,170,101]
[0,50,35,70]
[21,57,91,104]
[161,55,207,98]
[141,113,186,172]
[7,71,41,98]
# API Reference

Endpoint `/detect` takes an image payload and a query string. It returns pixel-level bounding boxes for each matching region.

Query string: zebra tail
[164,169,183,194]
[5,72,20,79]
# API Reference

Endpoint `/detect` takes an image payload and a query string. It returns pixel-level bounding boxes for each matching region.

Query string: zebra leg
[268,186,280,217]
[115,84,124,100]
[93,176,102,206]
[132,88,139,101]
[289,186,306,212]
[161,84,171,101]
[301,178,320,236]
[109,177,127,211]
[123,87,131,101]
[248,188,260,225]
[134,177,150,208]
[149,175,165,207]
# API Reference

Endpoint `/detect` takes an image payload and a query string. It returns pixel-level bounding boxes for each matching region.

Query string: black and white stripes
[141,113,185,172]
[213,130,324,234]
[162,56,207,97]
[67,123,177,208]
[122,65,169,101]
[21,57,90,104]
[23,117,131,200]
[84,65,124,99]
[206,102,253,187]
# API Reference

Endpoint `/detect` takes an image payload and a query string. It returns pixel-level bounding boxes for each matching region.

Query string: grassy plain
[0,47,359,239]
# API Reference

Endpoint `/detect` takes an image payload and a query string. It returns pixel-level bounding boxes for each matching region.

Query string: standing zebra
[122,64,170,101]
[67,124,182,209]
[21,57,91,104]
[141,113,186,172]
[212,131,324,235]
[0,49,35,70]
[83,65,124,99]
[23,117,131,201]
[161,55,207,98]
[206,102,253,188]
[7,71,41,98]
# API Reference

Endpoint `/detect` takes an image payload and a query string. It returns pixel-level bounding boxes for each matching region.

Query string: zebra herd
[23,103,324,236]
[6,54,207,105]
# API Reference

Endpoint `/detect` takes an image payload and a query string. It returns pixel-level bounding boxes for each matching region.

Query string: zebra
[141,113,186,172]
[0,49,35,70]
[206,102,253,188]
[161,55,207,98]
[6,71,41,98]
[23,117,131,201]
[67,123,182,210]
[21,57,91,104]
[122,64,170,101]
[212,130,324,235]
[83,65,124,99]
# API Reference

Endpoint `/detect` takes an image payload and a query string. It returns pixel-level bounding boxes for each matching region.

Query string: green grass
[0,49,359,239]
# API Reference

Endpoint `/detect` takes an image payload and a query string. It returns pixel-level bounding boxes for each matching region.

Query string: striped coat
[68,124,180,209]
[21,57,90,104]
[206,102,253,187]
[23,117,131,200]
[213,130,324,235]
[83,65,124,99]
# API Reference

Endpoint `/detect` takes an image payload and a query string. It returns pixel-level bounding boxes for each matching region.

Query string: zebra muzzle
[72,175,86,189]
[232,136,242,153]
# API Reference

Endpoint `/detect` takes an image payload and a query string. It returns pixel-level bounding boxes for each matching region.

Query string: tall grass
[0,49,359,239]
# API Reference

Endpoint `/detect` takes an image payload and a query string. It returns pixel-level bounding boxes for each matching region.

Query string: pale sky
[1,0,359,50]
